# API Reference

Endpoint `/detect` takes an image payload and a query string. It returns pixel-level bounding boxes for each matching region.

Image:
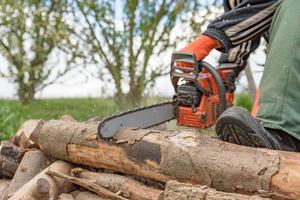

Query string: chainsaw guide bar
[97,101,175,139]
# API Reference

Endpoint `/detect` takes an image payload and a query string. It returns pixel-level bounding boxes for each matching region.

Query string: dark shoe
[266,128,300,152]
[215,107,300,152]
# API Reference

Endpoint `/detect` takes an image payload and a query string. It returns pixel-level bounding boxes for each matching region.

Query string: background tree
[73,0,222,108]
[0,0,79,104]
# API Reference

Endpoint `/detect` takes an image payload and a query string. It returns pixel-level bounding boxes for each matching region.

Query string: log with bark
[8,160,72,200]
[34,120,300,199]
[164,180,270,200]
[0,179,10,200]
[72,168,163,200]
[2,150,48,199]
[11,120,44,149]
[58,193,75,200]
[72,191,106,200]
[0,141,23,178]
[46,170,127,200]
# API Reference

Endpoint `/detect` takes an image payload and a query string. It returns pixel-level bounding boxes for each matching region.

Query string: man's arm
[204,0,281,52]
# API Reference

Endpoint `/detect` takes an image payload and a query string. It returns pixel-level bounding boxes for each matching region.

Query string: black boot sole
[215,107,281,150]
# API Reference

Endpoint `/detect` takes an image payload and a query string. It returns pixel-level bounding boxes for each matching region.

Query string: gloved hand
[177,35,220,67]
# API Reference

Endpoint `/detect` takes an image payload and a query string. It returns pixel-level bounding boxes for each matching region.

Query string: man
[179,0,300,152]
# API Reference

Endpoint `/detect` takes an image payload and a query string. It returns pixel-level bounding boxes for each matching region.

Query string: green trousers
[256,0,300,140]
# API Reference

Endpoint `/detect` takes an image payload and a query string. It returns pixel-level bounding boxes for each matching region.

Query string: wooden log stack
[0,118,300,199]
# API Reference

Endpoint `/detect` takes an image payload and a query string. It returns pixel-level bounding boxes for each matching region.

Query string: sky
[0,46,266,99]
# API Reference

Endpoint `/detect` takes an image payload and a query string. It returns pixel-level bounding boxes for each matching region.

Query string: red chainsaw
[98,52,236,139]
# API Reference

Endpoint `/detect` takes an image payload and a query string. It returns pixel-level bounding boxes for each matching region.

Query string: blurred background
[0,0,266,139]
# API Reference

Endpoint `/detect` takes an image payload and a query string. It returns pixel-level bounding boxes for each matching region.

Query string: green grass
[234,92,253,112]
[0,94,253,141]
[0,98,118,140]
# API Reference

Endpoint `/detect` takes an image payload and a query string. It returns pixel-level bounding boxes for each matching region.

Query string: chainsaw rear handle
[170,51,227,114]
[198,61,227,114]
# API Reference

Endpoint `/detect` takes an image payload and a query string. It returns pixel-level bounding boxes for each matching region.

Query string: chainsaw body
[98,52,237,139]
[171,52,235,129]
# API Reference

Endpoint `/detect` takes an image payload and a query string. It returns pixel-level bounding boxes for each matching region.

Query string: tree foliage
[73,0,222,107]
[0,0,78,104]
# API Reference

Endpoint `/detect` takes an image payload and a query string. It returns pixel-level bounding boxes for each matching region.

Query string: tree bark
[0,155,18,179]
[164,180,269,200]
[3,150,48,199]
[35,120,300,199]
[17,80,28,105]
[0,141,23,178]
[46,170,127,200]
[72,168,163,200]
[0,141,23,159]
[8,160,72,200]
[17,83,35,105]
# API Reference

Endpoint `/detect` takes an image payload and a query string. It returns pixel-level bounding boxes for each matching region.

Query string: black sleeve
[219,39,260,66]
[204,0,281,52]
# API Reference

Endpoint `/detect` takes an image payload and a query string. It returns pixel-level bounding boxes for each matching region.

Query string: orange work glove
[177,35,220,67]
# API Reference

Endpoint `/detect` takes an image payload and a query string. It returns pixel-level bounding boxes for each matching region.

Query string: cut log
[0,155,18,179]
[31,178,50,199]
[164,180,269,200]
[73,191,106,200]
[0,179,10,200]
[72,168,163,200]
[58,193,75,200]
[0,141,23,160]
[3,150,48,199]
[0,141,23,178]
[59,115,77,122]
[8,160,72,200]
[70,191,81,197]
[85,117,101,124]
[11,120,44,149]
[46,170,127,200]
[35,120,300,199]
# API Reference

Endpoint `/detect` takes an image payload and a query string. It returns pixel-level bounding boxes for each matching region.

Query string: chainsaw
[98,52,236,139]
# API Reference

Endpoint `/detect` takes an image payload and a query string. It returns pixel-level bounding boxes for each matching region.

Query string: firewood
[31,178,50,199]
[0,179,10,200]
[11,120,43,149]
[59,115,77,122]
[58,193,75,200]
[164,180,270,200]
[3,150,48,199]
[0,141,23,179]
[8,160,72,200]
[7,178,50,200]
[0,156,18,180]
[72,168,163,200]
[46,170,127,200]
[73,191,106,200]
[0,141,23,160]
[85,117,101,124]
[35,120,300,199]
[70,190,81,197]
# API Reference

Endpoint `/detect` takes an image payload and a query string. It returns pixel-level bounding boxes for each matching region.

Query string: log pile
[0,117,300,200]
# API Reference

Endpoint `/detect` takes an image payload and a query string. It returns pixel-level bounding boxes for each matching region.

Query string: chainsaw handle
[194,61,202,78]
[197,61,227,114]
[170,51,227,115]
[170,51,207,94]
[170,51,197,92]
[193,61,210,96]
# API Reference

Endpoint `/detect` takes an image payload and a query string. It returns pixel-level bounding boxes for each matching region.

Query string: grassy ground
[0,98,118,140]
[0,94,252,140]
